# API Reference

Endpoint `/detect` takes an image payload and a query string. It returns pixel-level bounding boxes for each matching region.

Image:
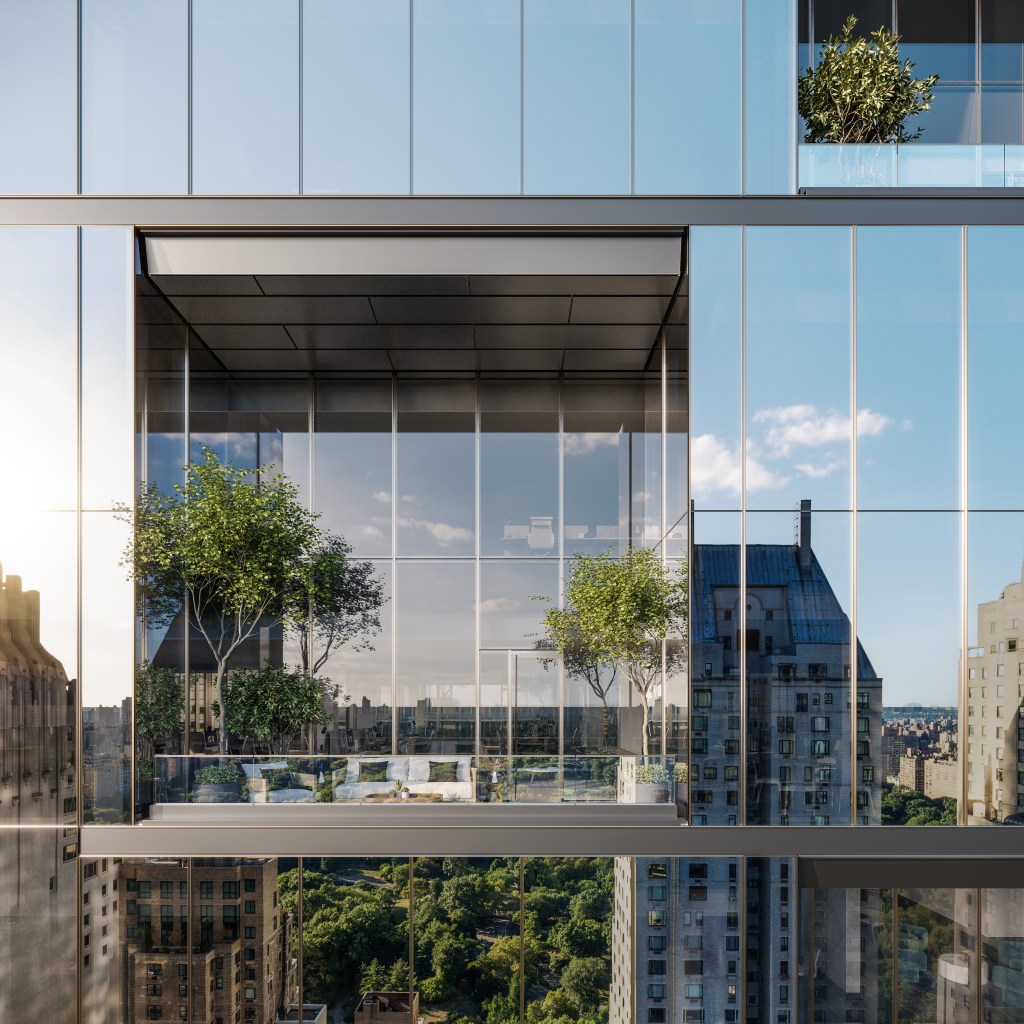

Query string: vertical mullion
[408,0,414,193]
[188,0,193,194]
[76,226,84,831]
[297,859,304,1022]
[298,0,303,193]
[519,857,526,1023]
[392,373,399,756]
[960,225,969,826]
[76,0,82,194]
[851,225,858,827]
[661,330,668,758]
[475,374,481,757]
[186,859,193,1024]
[629,0,635,195]
[739,226,747,829]
[520,0,525,195]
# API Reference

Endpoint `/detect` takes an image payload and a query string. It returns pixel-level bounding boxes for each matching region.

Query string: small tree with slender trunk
[798,15,938,144]
[540,548,687,757]
[118,447,383,754]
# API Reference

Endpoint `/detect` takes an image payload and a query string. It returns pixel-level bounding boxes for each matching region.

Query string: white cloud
[372,490,391,504]
[794,459,846,479]
[564,432,619,456]
[691,434,788,498]
[396,516,473,545]
[480,598,521,615]
[361,525,385,542]
[752,405,890,457]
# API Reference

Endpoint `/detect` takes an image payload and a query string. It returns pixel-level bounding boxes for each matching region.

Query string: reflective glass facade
[2,4,1023,1024]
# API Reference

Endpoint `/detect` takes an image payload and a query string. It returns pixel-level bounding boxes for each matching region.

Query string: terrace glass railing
[147,753,686,812]
[798,143,1024,188]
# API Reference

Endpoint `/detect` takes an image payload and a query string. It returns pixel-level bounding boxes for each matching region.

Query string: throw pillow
[428,760,458,783]
[360,760,389,782]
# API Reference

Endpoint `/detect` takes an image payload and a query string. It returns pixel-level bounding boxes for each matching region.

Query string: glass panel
[856,226,961,510]
[966,512,1024,825]
[0,514,77,823]
[396,379,475,557]
[82,514,133,824]
[396,561,476,755]
[983,84,1023,143]
[524,856,612,1019]
[563,378,657,556]
[82,227,135,510]
[413,0,520,195]
[665,328,689,560]
[297,857,408,1013]
[480,560,558,653]
[896,888,976,1022]
[634,0,742,195]
[0,2,76,194]
[746,511,852,826]
[898,141,998,185]
[413,857,519,1016]
[745,226,852,511]
[798,142,899,187]
[813,0,892,41]
[900,0,977,81]
[0,228,78,511]
[0,831,77,1022]
[479,378,559,557]
[908,84,981,143]
[315,377,393,558]
[480,650,510,756]
[858,514,960,826]
[192,0,299,194]
[982,0,1024,79]
[689,227,742,511]
[317,562,393,761]
[81,0,189,194]
[690,511,742,826]
[968,226,1024,509]
[79,856,124,1024]
[189,376,310,500]
[805,887,893,1024]
[512,653,560,757]
[302,1,410,195]
[983,888,1024,1019]
[523,0,631,195]
[745,0,797,194]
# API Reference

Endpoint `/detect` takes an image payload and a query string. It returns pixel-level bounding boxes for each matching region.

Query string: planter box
[194,782,242,804]
[634,782,671,804]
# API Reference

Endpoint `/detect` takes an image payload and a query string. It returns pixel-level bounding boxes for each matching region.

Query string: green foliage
[193,763,244,785]
[358,958,389,993]
[798,15,939,143]
[559,958,609,1014]
[118,447,383,753]
[540,548,687,755]
[632,763,670,785]
[221,660,338,754]
[881,782,957,826]
[134,661,185,761]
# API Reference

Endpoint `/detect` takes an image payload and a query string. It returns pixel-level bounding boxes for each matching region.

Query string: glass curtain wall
[688,224,1024,830]
[138,324,687,808]
[6,2,799,197]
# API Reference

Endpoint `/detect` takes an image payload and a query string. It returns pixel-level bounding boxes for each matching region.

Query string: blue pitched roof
[693,543,879,680]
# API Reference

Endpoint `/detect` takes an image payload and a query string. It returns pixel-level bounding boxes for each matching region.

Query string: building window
[694,689,712,708]
[648,863,667,879]
[648,960,667,976]
[648,984,666,1000]
[223,881,239,899]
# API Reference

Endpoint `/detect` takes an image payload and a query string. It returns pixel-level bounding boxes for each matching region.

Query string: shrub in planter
[673,762,688,784]
[194,763,244,786]
[634,763,670,785]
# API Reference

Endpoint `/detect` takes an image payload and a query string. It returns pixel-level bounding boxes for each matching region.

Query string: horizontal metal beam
[80,816,1024,859]
[799,856,1024,889]
[4,194,1024,228]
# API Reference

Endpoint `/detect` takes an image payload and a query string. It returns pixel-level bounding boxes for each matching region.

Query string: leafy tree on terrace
[133,661,185,764]
[221,661,338,754]
[798,15,939,143]
[540,549,687,756]
[118,448,383,753]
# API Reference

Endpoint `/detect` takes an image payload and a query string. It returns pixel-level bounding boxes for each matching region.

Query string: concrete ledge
[145,802,679,829]
[81,820,1024,862]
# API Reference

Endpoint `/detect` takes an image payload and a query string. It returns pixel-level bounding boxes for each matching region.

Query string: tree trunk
[638,689,650,758]
[216,662,228,754]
